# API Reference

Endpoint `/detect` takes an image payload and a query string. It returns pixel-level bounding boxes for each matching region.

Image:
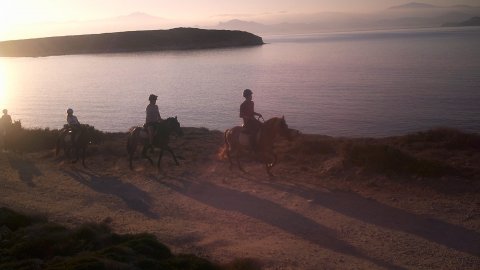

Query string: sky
[1,0,479,40]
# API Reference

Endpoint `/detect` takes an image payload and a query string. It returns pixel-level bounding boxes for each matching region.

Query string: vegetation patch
[0,207,259,270]
[3,121,104,153]
[395,128,480,151]
[342,141,454,177]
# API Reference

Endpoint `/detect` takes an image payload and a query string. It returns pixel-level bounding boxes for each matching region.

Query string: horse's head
[272,116,294,141]
[165,116,183,137]
[276,116,293,141]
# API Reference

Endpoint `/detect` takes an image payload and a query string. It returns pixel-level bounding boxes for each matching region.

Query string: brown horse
[56,124,93,167]
[224,116,298,176]
[127,116,183,170]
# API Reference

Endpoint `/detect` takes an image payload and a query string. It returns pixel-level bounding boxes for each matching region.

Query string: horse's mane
[263,117,286,128]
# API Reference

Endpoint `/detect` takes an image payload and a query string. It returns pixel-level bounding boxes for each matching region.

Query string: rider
[1,109,13,150]
[65,108,81,141]
[1,109,12,131]
[145,94,162,148]
[240,89,262,150]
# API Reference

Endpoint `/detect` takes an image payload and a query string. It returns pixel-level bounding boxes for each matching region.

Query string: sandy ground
[0,129,479,270]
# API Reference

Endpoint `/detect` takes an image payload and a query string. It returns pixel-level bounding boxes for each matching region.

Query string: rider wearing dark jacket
[240,89,262,149]
[145,94,162,146]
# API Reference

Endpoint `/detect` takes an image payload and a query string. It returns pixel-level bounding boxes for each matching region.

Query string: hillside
[0,28,264,57]
[1,126,479,269]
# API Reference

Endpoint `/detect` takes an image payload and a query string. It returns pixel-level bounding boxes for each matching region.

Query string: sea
[1,26,479,137]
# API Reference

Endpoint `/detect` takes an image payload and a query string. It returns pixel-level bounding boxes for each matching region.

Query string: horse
[56,124,93,167]
[127,116,183,170]
[1,120,21,152]
[223,116,298,176]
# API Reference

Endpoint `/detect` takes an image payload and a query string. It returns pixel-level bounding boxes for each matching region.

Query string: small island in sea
[442,16,480,27]
[0,28,264,57]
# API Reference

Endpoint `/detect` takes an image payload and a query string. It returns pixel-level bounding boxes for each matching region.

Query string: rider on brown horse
[240,89,263,151]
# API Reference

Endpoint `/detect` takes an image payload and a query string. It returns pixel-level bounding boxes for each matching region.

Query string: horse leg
[157,149,164,170]
[127,137,134,170]
[165,146,179,166]
[55,137,61,156]
[235,149,246,173]
[81,146,87,168]
[224,130,234,170]
[72,146,79,164]
[142,145,154,165]
[225,144,234,170]
[264,152,277,177]
[226,148,234,170]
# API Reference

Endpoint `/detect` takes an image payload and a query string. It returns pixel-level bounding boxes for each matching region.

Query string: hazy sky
[1,0,479,40]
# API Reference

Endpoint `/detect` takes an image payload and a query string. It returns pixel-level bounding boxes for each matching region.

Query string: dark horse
[127,117,183,170]
[224,116,298,176]
[56,124,93,167]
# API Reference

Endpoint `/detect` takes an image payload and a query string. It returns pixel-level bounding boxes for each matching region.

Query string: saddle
[63,125,83,143]
[239,127,259,148]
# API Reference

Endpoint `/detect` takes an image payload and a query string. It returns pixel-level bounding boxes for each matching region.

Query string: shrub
[342,141,454,177]
[0,207,45,231]
[400,128,480,151]
[3,121,104,153]
[0,208,230,270]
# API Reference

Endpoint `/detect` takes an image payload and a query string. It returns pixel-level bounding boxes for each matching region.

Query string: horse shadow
[162,176,405,270]
[62,169,158,219]
[260,180,480,257]
[7,155,42,187]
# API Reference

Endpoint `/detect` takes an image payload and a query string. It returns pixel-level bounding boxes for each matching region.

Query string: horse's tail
[217,129,230,160]
[55,129,65,156]
[55,133,62,156]
[126,128,136,154]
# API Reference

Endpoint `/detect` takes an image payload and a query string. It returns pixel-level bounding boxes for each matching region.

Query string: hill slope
[1,127,479,269]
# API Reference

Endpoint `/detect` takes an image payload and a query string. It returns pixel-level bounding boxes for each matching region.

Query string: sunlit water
[1,27,479,137]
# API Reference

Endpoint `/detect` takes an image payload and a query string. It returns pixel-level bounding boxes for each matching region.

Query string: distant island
[442,16,480,27]
[0,28,264,57]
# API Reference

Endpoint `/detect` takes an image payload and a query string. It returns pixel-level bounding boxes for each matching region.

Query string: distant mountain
[0,28,264,57]
[389,2,437,9]
[442,16,480,27]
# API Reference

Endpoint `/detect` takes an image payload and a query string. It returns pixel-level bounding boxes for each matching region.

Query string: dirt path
[1,142,479,269]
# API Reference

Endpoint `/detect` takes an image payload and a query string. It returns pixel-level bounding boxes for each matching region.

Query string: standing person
[145,94,162,147]
[1,109,13,150]
[239,89,263,150]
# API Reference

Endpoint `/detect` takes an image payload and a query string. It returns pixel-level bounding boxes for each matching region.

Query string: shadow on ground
[8,155,42,187]
[62,169,158,219]
[261,180,480,257]
[163,176,405,270]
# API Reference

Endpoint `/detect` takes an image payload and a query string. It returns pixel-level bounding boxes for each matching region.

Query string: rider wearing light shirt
[67,108,80,126]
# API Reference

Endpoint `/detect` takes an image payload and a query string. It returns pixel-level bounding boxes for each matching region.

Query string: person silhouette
[239,89,263,150]
[145,94,162,148]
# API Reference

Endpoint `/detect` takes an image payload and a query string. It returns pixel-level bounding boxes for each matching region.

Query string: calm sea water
[1,27,479,137]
